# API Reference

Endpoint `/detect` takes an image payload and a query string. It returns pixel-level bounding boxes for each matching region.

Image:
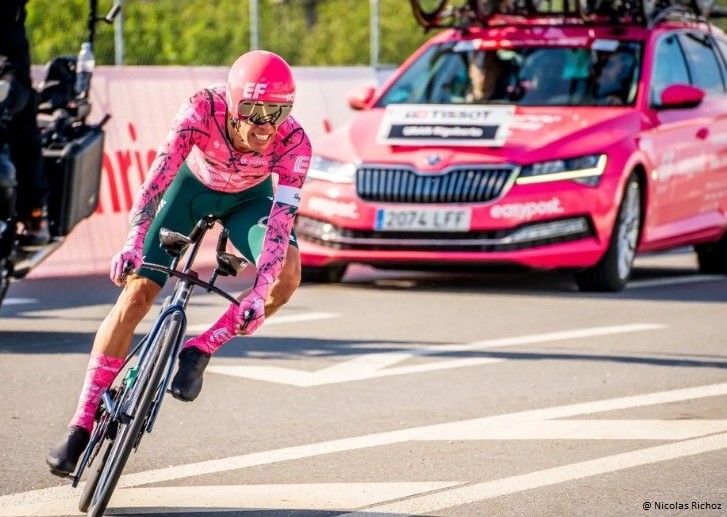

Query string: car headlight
[516,154,607,185]
[306,156,357,183]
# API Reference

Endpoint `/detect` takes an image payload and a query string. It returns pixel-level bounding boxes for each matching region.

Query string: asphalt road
[1,249,726,517]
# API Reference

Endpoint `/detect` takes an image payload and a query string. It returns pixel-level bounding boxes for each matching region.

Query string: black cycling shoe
[45,425,90,477]
[171,346,211,402]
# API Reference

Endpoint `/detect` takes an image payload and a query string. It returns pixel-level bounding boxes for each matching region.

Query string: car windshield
[377,40,642,107]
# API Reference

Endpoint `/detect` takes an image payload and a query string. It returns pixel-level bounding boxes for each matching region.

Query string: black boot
[45,425,90,477]
[171,347,211,402]
[19,206,50,246]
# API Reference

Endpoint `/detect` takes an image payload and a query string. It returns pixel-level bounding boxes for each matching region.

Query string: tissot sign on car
[377,105,514,147]
[296,1,727,291]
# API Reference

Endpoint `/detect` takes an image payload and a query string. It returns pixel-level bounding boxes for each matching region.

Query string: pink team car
[296,0,727,291]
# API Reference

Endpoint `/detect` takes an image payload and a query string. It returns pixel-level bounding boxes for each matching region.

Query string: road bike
[65,215,251,517]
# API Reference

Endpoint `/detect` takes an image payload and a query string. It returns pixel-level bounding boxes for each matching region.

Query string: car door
[676,30,727,233]
[642,30,727,242]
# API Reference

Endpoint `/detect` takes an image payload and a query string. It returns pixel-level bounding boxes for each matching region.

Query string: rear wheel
[86,313,182,517]
[575,174,642,292]
[78,441,111,513]
[469,0,498,17]
[409,0,449,25]
[301,264,348,284]
[696,234,727,275]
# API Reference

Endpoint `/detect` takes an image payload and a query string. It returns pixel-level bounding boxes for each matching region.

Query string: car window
[650,34,691,107]
[377,42,642,108]
[712,36,727,77]
[679,32,725,94]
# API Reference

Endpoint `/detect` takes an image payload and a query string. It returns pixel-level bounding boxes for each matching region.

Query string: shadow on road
[106,510,433,517]
[334,264,727,304]
[1,328,725,373]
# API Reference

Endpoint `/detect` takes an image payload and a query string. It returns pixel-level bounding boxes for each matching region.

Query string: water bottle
[74,42,96,97]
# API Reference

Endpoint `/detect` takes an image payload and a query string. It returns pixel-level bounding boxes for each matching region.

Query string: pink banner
[28,65,375,278]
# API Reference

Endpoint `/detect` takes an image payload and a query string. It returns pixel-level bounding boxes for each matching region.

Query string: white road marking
[3,381,727,514]
[627,274,721,289]
[1,297,36,305]
[339,432,727,517]
[425,419,727,440]
[186,312,339,334]
[0,483,458,516]
[208,323,666,386]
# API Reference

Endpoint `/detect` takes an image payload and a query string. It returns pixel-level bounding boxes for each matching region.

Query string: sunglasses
[237,101,293,126]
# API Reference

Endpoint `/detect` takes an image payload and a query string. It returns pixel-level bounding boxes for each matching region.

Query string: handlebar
[125,215,249,307]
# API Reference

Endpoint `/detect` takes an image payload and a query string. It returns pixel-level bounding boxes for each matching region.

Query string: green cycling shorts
[138,162,298,287]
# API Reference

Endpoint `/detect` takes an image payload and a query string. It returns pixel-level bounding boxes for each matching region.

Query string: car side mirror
[347,86,376,110]
[657,83,705,110]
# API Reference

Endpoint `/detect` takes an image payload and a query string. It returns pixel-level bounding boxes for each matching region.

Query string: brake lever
[238,308,255,333]
[120,260,134,284]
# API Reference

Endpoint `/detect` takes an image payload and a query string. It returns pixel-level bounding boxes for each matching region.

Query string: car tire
[575,173,642,292]
[301,264,348,284]
[695,234,727,275]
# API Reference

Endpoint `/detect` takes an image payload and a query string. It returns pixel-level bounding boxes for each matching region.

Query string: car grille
[356,166,514,204]
[296,216,594,252]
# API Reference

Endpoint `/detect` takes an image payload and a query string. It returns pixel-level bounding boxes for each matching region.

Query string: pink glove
[234,291,266,335]
[110,230,145,285]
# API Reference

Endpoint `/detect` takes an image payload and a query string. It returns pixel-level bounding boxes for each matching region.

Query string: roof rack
[408,0,725,31]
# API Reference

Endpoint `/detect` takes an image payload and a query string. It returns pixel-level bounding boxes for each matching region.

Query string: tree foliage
[26,0,727,67]
[26,0,432,67]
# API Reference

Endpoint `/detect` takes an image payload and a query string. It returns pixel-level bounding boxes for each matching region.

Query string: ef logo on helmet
[243,82,268,100]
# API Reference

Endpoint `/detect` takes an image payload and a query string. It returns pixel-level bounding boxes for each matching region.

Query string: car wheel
[301,264,348,284]
[695,234,727,275]
[575,174,642,292]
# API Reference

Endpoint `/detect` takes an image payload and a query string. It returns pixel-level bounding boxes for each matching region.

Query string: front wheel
[86,313,182,517]
[301,264,348,284]
[575,174,642,292]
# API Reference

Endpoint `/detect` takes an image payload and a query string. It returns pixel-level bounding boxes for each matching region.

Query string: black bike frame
[70,215,247,488]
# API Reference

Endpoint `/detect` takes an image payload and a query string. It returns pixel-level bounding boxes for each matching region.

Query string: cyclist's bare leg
[93,275,162,357]
[170,247,300,402]
[179,246,301,356]
[46,276,161,475]
[264,245,301,318]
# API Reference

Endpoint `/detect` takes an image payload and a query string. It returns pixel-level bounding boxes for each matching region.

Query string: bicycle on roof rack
[63,215,252,517]
[409,0,721,30]
[409,0,582,29]
[576,0,716,25]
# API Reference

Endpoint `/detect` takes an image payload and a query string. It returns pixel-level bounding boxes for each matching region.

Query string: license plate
[375,208,471,232]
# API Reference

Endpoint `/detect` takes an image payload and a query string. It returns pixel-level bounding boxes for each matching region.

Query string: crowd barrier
[28,66,378,278]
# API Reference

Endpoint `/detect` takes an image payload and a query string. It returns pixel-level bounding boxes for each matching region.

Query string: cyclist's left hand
[235,294,265,335]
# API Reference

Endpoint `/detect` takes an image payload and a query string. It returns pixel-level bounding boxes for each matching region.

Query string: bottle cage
[408,0,724,31]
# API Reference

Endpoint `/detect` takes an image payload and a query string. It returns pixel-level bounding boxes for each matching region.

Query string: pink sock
[183,303,237,355]
[68,352,125,432]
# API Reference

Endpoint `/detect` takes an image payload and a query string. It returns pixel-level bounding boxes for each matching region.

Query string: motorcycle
[0,0,120,308]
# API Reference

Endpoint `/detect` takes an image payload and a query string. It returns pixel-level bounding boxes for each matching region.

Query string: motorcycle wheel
[0,259,10,308]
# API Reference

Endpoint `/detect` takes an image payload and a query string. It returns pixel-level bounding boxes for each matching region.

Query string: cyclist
[1,0,51,245]
[45,50,311,476]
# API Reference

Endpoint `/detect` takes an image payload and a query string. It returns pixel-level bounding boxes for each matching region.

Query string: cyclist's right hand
[110,245,142,286]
